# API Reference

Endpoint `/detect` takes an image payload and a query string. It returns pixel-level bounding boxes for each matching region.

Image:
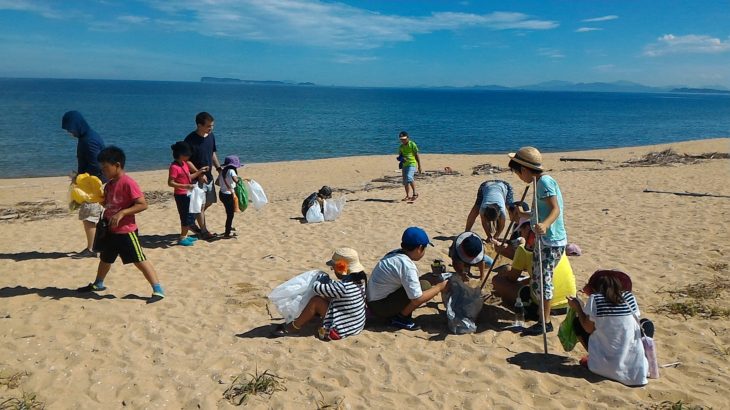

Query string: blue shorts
[402,166,416,185]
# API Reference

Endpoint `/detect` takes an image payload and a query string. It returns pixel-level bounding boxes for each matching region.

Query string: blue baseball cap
[401,227,434,248]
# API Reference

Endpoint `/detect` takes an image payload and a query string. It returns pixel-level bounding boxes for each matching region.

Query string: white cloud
[142,0,558,49]
[582,15,618,22]
[644,34,730,57]
[576,27,603,33]
[0,0,64,18]
[332,54,378,64]
[538,48,564,59]
[118,15,151,24]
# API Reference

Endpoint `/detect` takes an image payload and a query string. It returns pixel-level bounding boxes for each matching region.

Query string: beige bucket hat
[326,247,366,273]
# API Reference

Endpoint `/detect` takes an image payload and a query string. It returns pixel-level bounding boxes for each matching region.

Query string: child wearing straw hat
[508,146,568,336]
[271,248,367,340]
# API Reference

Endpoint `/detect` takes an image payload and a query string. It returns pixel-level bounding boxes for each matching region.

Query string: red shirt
[169,161,191,195]
[103,174,143,234]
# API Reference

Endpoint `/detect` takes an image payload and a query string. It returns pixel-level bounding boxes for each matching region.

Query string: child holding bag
[566,270,651,386]
[218,155,244,239]
[168,141,208,246]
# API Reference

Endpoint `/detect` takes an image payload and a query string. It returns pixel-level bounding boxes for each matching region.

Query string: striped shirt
[312,274,366,339]
[592,291,639,317]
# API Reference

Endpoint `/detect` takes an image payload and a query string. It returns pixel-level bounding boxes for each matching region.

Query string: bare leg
[291,296,328,329]
[403,184,411,200]
[410,181,417,198]
[83,220,96,251]
[541,298,552,324]
[95,261,112,282]
[179,225,189,240]
[134,260,161,286]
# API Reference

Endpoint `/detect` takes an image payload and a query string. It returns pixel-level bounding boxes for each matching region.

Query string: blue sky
[1,0,729,87]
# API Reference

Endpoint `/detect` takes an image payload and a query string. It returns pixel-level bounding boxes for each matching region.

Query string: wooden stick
[643,189,730,199]
[479,185,531,291]
[533,176,549,356]
[559,157,603,163]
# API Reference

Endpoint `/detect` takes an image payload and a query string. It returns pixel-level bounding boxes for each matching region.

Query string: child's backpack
[234,178,249,212]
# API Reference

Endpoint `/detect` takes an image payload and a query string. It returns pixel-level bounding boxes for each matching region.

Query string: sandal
[410,193,419,201]
[401,196,411,202]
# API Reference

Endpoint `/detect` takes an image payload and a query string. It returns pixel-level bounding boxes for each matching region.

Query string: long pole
[533,176,548,355]
[479,185,530,291]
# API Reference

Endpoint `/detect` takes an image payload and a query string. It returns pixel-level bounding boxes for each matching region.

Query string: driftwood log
[643,189,730,199]
[559,157,603,163]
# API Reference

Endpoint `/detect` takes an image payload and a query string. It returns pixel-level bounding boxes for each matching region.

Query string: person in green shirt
[398,131,422,201]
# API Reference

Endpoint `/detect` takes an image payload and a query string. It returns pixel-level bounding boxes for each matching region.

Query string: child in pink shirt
[77,146,165,303]
[168,141,208,246]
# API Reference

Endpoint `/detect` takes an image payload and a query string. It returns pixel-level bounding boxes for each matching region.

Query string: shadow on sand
[0,251,71,261]
[506,352,604,383]
[0,285,116,300]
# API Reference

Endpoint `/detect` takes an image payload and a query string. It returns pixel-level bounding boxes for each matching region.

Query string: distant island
[201,77,315,86]
[670,87,730,94]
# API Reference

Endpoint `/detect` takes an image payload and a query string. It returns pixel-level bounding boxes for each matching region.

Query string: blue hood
[61,111,106,179]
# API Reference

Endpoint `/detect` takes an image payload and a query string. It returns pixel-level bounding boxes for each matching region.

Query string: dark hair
[399,130,409,138]
[509,201,529,212]
[171,141,192,160]
[195,112,214,126]
[508,159,542,175]
[401,242,425,252]
[483,206,498,221]
[98,146,126,168]
[593,275,625,305]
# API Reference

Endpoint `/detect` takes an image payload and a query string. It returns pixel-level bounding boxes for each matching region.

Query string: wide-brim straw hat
[326,247,365,273]
[508,146,544,171]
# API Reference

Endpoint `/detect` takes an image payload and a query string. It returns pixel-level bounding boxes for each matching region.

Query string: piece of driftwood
[559,157,603,163]
[471,163,507,175]
[643,189,730,199]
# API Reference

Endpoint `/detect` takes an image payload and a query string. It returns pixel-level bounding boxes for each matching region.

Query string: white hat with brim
[326,247,366,273]
[454,231,485,266]
[508,146,544,171]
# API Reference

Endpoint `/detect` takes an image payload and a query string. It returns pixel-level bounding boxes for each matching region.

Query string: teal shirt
[532,175,567,246]
[398,140,419,167]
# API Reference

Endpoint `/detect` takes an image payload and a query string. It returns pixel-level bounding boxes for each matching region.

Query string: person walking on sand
[76,146,165,303]
[398,131,422,201]
[62,111,106,258]
[184,112,222,240]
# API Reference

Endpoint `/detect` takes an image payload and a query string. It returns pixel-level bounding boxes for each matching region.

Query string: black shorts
[100,230,147,265]
[174,194,196,226]
[368,280,432,318]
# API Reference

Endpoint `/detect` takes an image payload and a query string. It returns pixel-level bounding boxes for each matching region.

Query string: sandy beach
[1,138,728,409]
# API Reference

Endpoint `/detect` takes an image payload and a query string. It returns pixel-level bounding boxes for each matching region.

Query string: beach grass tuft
[315,388,345,410]
[708,262,728,272]
[0,391,45,410]
[657,277,730,318]
[223,368,286,406]
[644,399,707,410]
[0,371,30,390]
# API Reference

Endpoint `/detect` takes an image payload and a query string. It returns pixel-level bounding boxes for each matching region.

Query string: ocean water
[1,78,729,178]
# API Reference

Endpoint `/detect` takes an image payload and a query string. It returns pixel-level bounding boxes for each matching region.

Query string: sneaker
[178,237,195,246]
[72,249,97,259]
[390,314,421,331]
[77,282,106,292]
[147,292,165,304]
[520,321,553,336]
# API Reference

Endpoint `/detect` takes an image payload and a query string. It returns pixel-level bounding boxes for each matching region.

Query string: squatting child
[77,146,165,303]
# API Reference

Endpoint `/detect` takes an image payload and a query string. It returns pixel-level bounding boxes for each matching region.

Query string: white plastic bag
[445,276,483,334]
[245,179,268,210]
[188,185,205,214]
[268,270,324,323]
[323,196,346,221]
[305,203,324,223]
